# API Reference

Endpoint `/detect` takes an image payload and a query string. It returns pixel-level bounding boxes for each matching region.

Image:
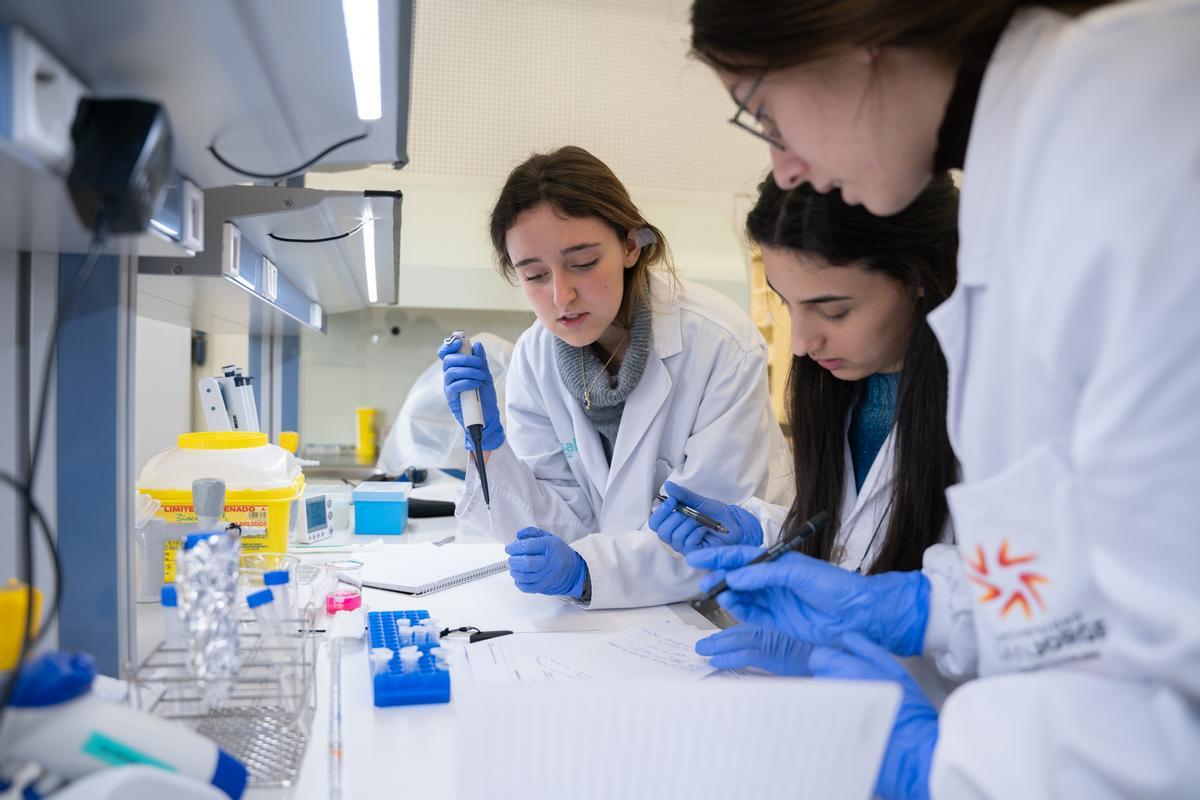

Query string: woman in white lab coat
[653,175,961,703]
[439,145,792,609]
[678,2,1200,798]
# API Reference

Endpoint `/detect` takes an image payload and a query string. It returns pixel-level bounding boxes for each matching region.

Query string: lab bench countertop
[285,569,708,799]
[297,447,382,481]
[134,475,713,798]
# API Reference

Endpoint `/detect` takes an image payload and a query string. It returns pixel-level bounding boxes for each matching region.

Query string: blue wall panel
[56,253,120,674]
[281,334,299,433]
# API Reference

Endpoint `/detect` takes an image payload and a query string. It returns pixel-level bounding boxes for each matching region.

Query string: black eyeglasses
[728,76,786,151]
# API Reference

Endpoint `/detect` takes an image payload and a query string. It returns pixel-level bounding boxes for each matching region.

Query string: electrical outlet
[10,27,87,171]
[264,259,278,301]
[181,179,204,253]
[222,222,249,285]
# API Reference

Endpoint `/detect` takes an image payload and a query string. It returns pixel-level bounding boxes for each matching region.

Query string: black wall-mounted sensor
[67,98,174,234]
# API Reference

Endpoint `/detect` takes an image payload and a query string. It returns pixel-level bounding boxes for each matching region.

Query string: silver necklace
[581,330,628,411]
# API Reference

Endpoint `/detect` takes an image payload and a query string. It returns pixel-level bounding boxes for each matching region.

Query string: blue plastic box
[367,610,451,707]
[352,482,409,535]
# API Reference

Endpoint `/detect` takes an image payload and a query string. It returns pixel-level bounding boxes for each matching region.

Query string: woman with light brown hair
[437,145,793,609]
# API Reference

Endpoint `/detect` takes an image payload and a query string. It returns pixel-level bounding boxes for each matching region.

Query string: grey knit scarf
[553,301,653,464]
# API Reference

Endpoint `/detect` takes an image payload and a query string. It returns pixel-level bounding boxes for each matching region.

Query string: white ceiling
[392,0,773,195]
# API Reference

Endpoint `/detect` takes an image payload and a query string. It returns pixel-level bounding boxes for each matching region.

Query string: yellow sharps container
[1,580,42,670]
[355,407,377,458]
[136,431,305,581]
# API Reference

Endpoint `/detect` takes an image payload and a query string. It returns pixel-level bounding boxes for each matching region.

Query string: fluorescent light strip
[342,0,382,121]
[362,214,378,304]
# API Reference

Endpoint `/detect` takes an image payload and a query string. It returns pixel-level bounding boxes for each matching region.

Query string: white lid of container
[136,432,302,492]
[351,482,410,502]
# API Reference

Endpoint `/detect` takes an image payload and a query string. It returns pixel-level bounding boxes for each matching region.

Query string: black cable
[440,626,481,638]
[268,220,364,244]
[0,226,109,730]
[30,230,109,478]
[0,473,59,643]
[439,626,513,643]
[207,131,369,180]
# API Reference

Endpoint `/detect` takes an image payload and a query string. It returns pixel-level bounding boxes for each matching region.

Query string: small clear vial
[428,646,450,671]
[398,645,421,672]
[263,569,293,622]
[370,647,394,676]
[247,587,281,642]
[160,584,183,646]
[394,617,412,642]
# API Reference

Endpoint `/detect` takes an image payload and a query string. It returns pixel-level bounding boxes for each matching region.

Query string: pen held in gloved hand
[655,492,729,533]
[688,510,831,612]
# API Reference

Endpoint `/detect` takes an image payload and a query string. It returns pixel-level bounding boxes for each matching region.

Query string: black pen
[655,492,729,533]
[688,510,831,613]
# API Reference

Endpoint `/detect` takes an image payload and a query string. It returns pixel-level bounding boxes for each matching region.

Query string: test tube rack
[367,610,451,707]
[128,611,319,789]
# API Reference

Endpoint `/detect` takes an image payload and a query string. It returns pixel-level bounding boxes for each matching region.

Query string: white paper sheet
[462,620,719,686]
[456,677,901,800]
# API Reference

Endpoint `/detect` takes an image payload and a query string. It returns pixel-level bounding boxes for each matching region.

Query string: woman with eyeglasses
[678,1,1200,798]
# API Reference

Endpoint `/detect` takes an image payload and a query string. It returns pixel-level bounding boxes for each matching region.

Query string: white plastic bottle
[0,652,248,798]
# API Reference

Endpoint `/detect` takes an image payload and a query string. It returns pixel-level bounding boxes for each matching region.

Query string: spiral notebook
[360,542,508,595]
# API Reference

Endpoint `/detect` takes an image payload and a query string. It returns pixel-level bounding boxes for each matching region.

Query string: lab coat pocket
[946,445,1100,677]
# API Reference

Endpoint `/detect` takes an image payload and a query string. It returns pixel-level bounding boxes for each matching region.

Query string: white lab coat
[747,428,903,574]
[918,2,1200,796]
[457,275,795,608]
[744,426,959,706]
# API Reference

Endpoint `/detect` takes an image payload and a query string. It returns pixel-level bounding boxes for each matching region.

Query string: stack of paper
[456,674,900,800]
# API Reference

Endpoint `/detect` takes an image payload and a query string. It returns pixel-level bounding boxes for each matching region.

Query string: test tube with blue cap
[444,331,492,509]
[160,584,183,645]
[263,568,294,622]
[247,587,282,643]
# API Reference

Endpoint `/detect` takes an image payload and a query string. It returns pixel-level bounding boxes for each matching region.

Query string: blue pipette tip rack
[367,610,450,707]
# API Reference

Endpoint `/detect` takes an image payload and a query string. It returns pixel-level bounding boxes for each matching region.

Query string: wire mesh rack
[129,614,320,791]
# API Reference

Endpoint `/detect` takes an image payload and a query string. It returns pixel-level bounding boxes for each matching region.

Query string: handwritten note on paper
[583,622,716,681]
[461,621,720,687]
[463,632,603,687]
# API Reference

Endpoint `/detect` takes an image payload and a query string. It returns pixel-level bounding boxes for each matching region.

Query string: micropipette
[445,330,492,508]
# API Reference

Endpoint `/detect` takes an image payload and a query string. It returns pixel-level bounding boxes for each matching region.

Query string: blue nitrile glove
[687,547,930,657]
[437,337,505,451]
[647,481,764,555]
[695,623,814,675]
[807,634,937,800]
[505,527,588,598]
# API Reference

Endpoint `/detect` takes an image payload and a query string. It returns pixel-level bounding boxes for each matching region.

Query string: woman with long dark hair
[679,2,1200,798]
[654,175,958,575]
[652,175,959,697]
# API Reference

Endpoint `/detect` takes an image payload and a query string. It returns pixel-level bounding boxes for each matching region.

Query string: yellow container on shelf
[136,431,305,582]
[355,407,377,457]
[1,580,43,670]
[279,430,299,453]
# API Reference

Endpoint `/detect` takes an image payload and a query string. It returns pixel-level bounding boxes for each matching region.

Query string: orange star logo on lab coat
[965,540,1050,619]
